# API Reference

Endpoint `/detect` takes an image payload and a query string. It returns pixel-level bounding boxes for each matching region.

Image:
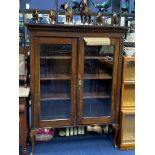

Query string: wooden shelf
[124,80,135,85]
[40,56,71,59]
[84,92,111,99]
[40,74,71,80]
[85,56,112,60]
[84,73,112,79]
[122,106,135,110]
[123,42,135,47]
[41,93,70,101]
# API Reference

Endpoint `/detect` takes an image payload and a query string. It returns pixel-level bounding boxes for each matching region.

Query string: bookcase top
[25,23,128,34]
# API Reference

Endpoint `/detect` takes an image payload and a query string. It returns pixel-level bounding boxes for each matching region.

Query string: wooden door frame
[31,37,77,128]
[77,37,120,125]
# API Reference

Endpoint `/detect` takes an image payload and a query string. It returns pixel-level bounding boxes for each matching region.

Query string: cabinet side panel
[30,33,35,127]
[115,37,124,123]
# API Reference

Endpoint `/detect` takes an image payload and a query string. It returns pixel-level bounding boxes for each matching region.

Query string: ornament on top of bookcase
[91,0,112,12]
[121,0,129,13]
[96,12,103,26]
[32,9,39,23]
[71,0,81,11]
[49,10,56,24]
[112,12,119,26]
[80,0,92,25]
[60,2,73,24]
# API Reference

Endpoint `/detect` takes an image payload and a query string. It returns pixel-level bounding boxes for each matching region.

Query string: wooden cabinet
[26,24,127,141]
[119,56,135,149]
[19,87,30,155]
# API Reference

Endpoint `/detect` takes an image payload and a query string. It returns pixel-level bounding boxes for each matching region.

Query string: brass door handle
[78,80,82,92]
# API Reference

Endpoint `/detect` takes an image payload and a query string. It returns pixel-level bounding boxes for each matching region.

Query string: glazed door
[33,37,77,128]
[78,37,119,124]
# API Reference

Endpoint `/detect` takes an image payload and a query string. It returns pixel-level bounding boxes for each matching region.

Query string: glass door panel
[83,98,111,117]
[40,59,71,79]
[40,100,71,120]
[83,43,114,118]
[40,44,72,120]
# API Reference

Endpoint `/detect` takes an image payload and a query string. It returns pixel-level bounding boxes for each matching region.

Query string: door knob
[78,80,82,91]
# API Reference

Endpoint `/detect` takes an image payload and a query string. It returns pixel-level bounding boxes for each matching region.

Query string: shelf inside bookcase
[85,56,112,60]
[41,93,70,101]
[41,92,111,101]
[84,92,111,99]
[40,56,71,59]
[124,80,135,85]
[122,102,135,108]
[40,74,71,80]
[84,73,112,79]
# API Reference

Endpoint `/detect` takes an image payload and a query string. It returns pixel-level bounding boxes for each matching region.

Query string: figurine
[96,12,103,25]
[32,9,39,23]
[49,10,56,24]
[121,0,129,13]
[92,0,112,12]
[61,2,73,24]
[112,12,119,26]
[71,0,81,11]
[80,0,92,24]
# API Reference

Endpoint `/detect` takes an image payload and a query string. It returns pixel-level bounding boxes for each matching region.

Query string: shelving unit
[26,24,127,136]
[119,56,135,150]
[19,0,135,152]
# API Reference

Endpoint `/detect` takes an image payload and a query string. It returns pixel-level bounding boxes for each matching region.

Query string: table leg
[30,129,36,155]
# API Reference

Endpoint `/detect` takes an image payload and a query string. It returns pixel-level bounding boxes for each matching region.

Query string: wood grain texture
[19,97,29,155]
[118,56,135,150]
[27,24,127,133]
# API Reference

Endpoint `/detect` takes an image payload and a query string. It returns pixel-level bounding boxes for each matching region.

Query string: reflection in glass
[83,43,114,118]
[40,59,71,78]
[40,44,71,78]
[83,98,111,117]
[84,59,112,78]
[85,45,114,57]
[40,80,70,100]
[40,44,72,120]
[40,44,71,57]
[40,100,70,120]
[84,80,112,97]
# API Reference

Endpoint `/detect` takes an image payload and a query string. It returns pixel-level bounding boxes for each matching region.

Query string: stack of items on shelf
[19,13,24,46]
[123,30,135,57]
[59,127,85,137]
[58,125,110,137]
